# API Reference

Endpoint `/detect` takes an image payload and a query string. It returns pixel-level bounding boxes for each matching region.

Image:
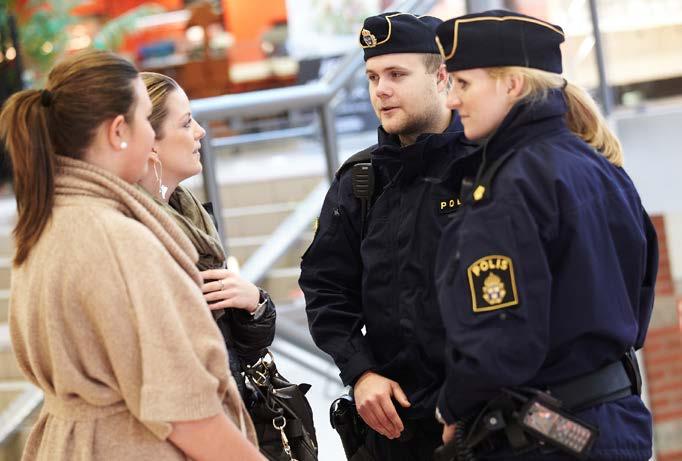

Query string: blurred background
[1,0,681,460]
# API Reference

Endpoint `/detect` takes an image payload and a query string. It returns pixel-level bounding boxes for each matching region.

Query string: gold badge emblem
[467,255,519,312]
[482,272,506,305]
[361,29,378,47]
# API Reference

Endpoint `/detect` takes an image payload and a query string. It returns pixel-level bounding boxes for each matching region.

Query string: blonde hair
[422,53,444,74]
[487,67,623,167]
[140,72,180,139]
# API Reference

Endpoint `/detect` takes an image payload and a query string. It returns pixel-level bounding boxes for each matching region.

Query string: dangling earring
[152,150,169,199]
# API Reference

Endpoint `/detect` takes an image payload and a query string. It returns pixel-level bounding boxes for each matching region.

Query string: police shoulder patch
[467,255,519,313]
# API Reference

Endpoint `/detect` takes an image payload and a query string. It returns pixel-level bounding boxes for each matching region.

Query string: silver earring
[152,158,168,199]
[120,141,128,149]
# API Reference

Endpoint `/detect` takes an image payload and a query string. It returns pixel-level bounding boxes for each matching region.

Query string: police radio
[517,396,598,458]
[433,389,598,461]
[351,163,374,239]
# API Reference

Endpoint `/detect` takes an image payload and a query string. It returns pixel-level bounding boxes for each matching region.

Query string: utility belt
[434,349,642,461]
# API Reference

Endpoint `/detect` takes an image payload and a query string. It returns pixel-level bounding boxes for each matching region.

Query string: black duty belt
[547,348,642,412]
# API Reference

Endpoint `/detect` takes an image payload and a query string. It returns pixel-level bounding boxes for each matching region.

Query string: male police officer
[299,12,478,459]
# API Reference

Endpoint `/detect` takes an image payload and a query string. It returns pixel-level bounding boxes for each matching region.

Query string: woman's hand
[200,269,260,313]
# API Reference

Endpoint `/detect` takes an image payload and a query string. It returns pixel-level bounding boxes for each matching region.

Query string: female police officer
[432,10,658,461]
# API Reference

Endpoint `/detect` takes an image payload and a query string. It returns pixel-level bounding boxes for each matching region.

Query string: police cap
[435,10,565,73]
[360,12,442,61]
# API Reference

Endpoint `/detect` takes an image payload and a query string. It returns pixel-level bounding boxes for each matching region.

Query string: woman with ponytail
[0,50,263,461]
[431,10,658,461]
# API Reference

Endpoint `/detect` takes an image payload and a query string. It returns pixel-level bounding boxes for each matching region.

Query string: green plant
[19,0,81,75]
[11,0,164,85]
[92,4,164,51]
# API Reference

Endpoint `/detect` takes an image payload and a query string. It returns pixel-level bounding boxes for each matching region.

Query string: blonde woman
[0,50,263,461]
[136,72,276,402]
[432,10,657,461]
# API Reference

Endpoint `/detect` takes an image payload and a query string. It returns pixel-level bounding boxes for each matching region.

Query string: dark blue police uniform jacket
[435,91,658,460]
[300,115,479,420]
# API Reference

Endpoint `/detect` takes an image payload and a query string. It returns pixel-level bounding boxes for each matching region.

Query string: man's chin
[380,119,406,135]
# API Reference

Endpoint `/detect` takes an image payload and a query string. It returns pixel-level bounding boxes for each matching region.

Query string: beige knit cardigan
[9,156,256,460]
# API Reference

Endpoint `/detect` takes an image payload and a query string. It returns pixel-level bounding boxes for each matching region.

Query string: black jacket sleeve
[299,173,376,385]
[219,293,276,366]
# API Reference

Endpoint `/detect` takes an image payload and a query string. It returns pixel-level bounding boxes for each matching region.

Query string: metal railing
[190,0,437,248]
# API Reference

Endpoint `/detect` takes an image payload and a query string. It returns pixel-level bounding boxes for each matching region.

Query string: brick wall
[643,214,682,460]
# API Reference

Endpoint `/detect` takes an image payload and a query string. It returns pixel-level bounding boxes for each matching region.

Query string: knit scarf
[141,184,226,271]
[54,156,201,284]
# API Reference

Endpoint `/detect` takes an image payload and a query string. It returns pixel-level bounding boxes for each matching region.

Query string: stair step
[0,381,42,461]
[0,291,8,324]
[229,232,313,269]
[0,261,9,294]
[0,227,13,258]
[186,174,323,209]
[0,325,21,381]
[261,266,303,306]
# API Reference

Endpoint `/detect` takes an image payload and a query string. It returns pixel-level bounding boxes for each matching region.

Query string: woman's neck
[138,171,178,203]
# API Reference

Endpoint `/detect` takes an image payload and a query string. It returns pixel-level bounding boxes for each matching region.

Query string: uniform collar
[481,89,568,164]
[372,112,469,181]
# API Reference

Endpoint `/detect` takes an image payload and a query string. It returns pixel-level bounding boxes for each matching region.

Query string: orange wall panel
[72,0,182,18]
[221,0,287,62]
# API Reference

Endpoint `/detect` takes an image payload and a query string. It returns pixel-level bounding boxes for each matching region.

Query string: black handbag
[243,352,318,461]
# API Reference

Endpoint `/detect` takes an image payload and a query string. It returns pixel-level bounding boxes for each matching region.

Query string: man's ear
[436,63,449,93]
[107,114,129,151]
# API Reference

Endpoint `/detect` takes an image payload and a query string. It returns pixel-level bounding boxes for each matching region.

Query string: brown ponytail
[487,66,623,167]
[0,49,139,265]
[0,90,55,266]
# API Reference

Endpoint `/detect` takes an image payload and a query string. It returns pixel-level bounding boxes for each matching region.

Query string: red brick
[643,336,682,354]
[645,351,682,366]
[648,363,682,378]
[651,389,682,407]
[648,379,682,394]
[653,408,682,423]
[659,451,682,461]
[647,325,682,338]
[657,283,674,296]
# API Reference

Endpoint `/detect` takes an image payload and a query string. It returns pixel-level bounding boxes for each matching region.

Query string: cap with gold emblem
[359,12,442,61]
[435,9,565,73]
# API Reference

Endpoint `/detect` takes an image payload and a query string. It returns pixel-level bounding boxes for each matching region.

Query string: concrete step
[223,202,296,239]
[0,381,42,461]
[0,230,13,258]
[229,231,313,268]
[0,259,9,293]
[261,266,303,306]
[0,291,8,324]
[0,325,21,381]
[185,174,323,210]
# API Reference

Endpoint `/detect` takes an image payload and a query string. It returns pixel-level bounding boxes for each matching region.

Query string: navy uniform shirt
[300,115,479,419]
[435,91,658,460]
